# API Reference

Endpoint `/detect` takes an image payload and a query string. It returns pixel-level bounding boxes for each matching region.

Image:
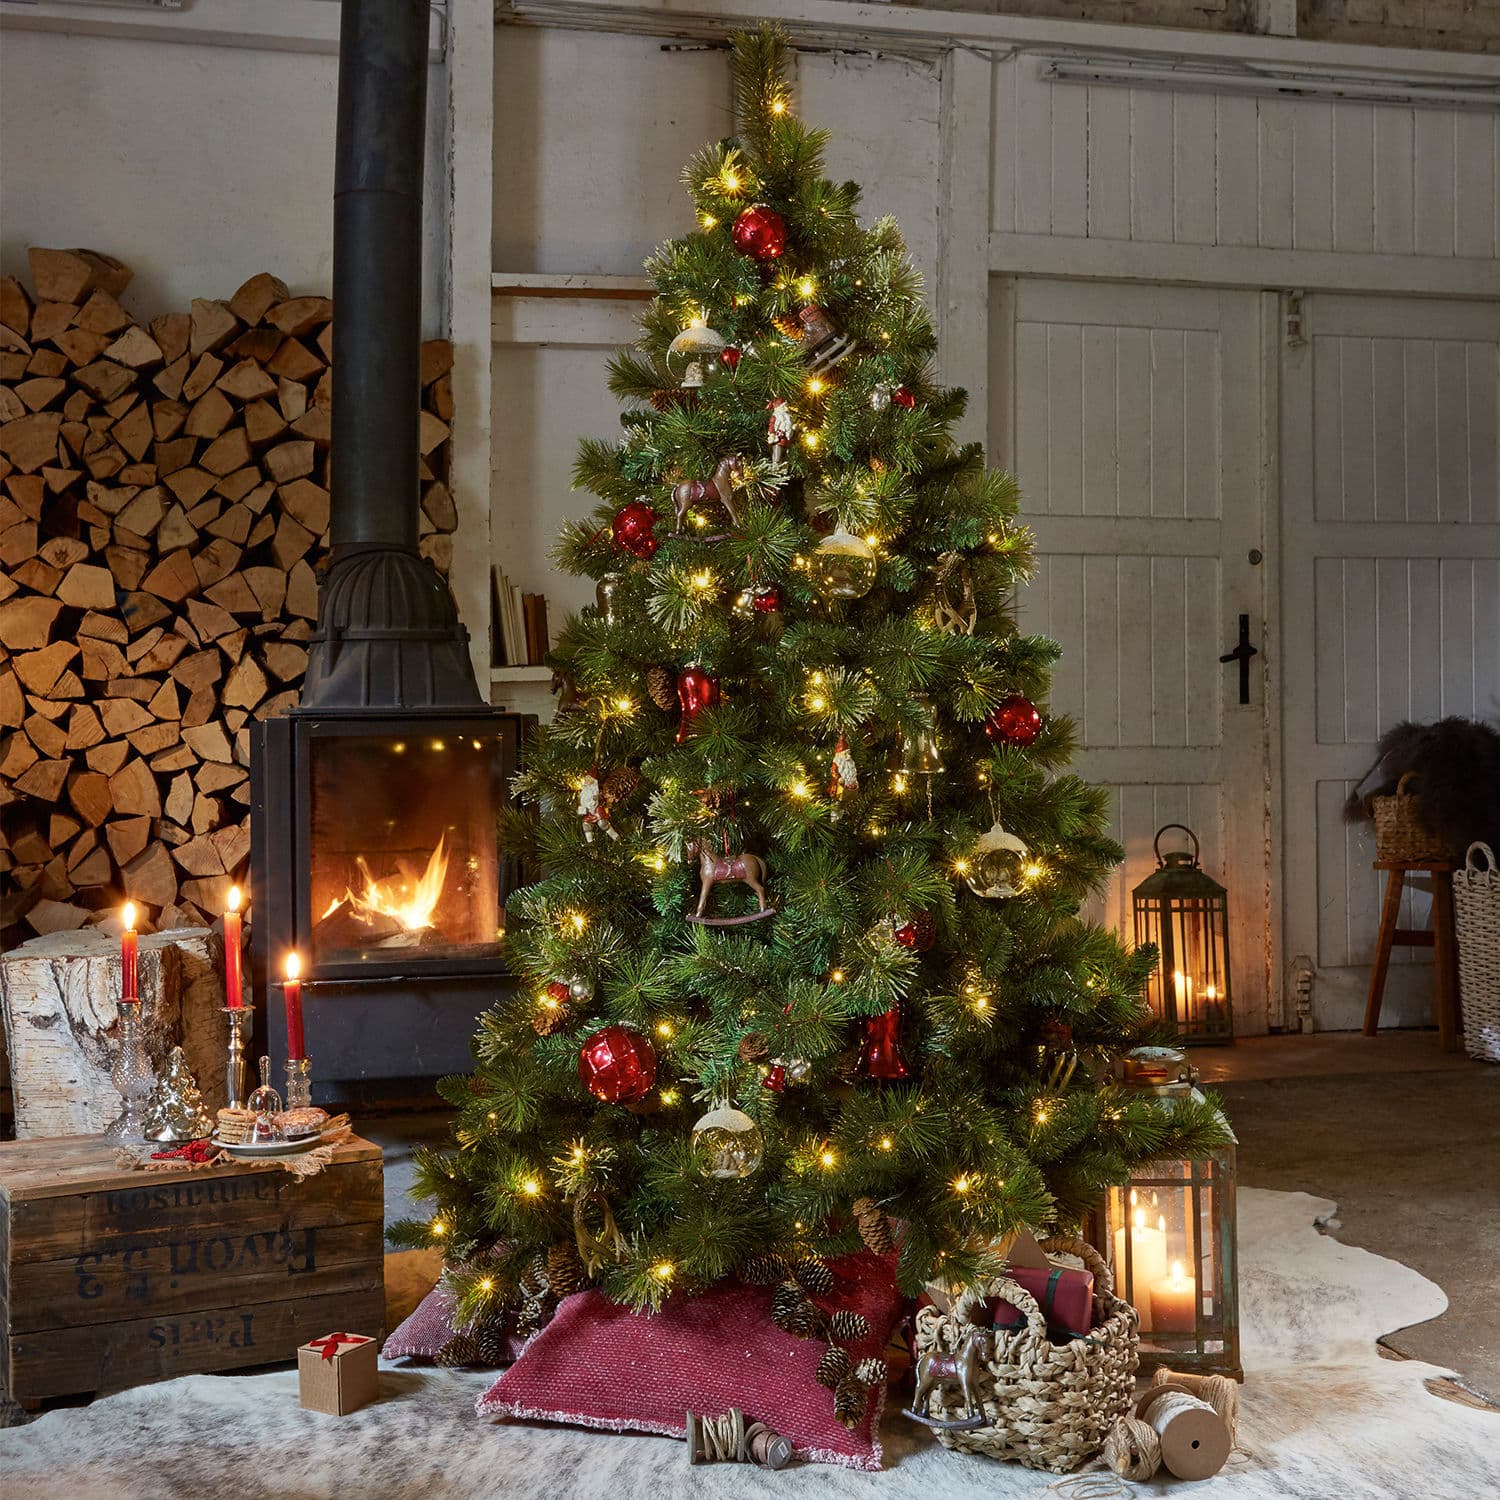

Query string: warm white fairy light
[520,1177,541,1197]
[652,1261,676,1282]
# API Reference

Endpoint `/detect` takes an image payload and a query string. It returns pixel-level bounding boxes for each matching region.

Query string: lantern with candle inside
[1102,1118,1240,1378]
[1131,824,1234,1045]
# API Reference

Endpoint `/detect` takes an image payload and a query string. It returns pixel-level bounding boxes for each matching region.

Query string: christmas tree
[395,25,1230,1326]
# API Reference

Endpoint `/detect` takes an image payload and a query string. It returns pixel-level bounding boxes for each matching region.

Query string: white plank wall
[992,54,1500,261]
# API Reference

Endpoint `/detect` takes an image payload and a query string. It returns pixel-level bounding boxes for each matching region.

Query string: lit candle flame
[123,902,137,931]
[285,952,301,981]
[227,886,242,914]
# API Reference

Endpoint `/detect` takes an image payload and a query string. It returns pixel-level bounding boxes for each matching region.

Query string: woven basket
[1371,772,1461,864]
[1454,842,1500,1065]
[911,1236,1138,1474]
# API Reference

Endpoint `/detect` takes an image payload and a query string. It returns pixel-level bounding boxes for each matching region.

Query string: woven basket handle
[1039,1233,1113,1298]
[954,1275,1049,1345]
[1395,771,1419,798]
[1466,841,1497,874]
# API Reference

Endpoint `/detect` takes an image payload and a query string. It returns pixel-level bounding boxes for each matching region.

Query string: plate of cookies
[213,1105,334,1156]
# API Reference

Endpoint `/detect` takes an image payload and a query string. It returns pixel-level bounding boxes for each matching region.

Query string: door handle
[1219,614,1259,705]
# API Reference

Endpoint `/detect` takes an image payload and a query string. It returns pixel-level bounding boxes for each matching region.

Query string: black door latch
[1219,614,1259,705]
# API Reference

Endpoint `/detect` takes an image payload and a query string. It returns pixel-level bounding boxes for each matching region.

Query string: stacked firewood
[0,247,458,944]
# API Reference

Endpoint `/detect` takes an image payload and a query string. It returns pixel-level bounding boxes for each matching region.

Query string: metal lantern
[1132,824,1233,1045]
[1104,1123,1240,1380]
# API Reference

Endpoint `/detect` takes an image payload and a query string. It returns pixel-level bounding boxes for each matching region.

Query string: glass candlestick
[104,1000,155,1142]
[222,1004,254,1109]
[285,1055,313,1110]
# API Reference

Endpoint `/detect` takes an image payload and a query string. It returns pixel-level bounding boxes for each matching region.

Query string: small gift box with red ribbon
[298,1330,379,1415]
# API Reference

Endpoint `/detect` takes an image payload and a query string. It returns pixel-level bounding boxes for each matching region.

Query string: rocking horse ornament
[905,1322,994,1431]
[683,836,774,926]
[672,455,746,535]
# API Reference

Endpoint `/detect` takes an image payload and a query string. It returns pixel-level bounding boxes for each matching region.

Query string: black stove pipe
[331,0,427,554]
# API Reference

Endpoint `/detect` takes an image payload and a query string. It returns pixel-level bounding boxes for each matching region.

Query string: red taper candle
[223,886,244,1010]
[121,902,139,1003]
[283,952,305,1061]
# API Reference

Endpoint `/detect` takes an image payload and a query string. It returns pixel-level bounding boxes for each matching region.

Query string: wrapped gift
[990,1265,1095,1344]
[298,1331,379,1415]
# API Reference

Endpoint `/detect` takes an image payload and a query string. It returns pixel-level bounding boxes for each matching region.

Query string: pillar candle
[283,952,305,1061]
[1150,1261,1198,1334]
[224,887,244,1010]
[1114,1208,1169,1333]
[121,902,138,1003]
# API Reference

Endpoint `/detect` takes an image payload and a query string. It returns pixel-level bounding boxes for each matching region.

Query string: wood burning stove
[248,0,527,1103]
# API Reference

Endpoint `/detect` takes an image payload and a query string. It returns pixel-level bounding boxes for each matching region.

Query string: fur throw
[1344,717,1500,853]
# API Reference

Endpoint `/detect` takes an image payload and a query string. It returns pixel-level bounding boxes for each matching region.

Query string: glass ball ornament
[965,819,1029,899]
[870,382,893,413]
[731,203,788,262]
[984,694,1043,746]
[810,525,877,601]
[667,324,727,390]
[691,1104,764,1179]
[567,974,594,1003]
[577,1025,657,1104]
[612,499,659,560]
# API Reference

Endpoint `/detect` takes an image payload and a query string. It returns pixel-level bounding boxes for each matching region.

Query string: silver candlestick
[223,1004,254,1109]
[105,1000,155,1142]
[285,1055,313,1110]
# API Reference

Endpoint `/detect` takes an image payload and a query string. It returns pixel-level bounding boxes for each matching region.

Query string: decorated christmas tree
[395,25,1229,1331]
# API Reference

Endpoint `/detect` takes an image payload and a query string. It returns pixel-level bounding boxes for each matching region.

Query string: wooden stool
[1362,860,1461,1051]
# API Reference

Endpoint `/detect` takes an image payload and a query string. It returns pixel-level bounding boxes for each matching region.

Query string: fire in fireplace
[248,0,529,1104]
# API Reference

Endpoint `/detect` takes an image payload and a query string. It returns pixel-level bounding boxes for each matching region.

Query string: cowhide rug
[3,1189,1495,1499]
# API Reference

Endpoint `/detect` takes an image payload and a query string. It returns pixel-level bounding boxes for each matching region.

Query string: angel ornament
[766,399,793,472]
[578,772,619,844]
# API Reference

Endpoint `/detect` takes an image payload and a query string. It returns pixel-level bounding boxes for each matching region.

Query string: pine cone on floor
[519,1252,550,1299]
[829,1309,871,1343]
[737,1032,770,1065]
[739,1250,788,1285]
[473,1314,513,1367]
[794,1255,834,1295]
[833,1375,870,1429]
[647,665,677,710]
[771,1281,823,1338]
[547,1240,586,1298]
[435,1332,481,1368]
[851,1196,894,1255]
[515,1291,557,1338]
[854,1357,888,1387]
[816,1345,852,1390]
[770,1280,804,1323]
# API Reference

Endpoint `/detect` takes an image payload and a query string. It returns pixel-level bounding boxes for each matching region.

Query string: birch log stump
[0,926,226,1136]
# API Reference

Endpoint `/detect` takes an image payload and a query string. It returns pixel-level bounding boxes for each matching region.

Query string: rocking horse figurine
[683,837,774,926]
[905,1324,994,1431]
[672,456,745,535]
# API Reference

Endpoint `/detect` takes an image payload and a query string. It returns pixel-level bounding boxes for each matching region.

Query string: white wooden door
[1281,293,1500,1032]
[997,279,1272,1035]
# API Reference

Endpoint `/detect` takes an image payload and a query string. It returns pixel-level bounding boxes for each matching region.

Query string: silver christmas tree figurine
[143,1045,214,1143]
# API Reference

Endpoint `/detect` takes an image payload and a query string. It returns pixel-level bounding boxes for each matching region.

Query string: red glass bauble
[984,694,1044,746]
[612,500,659,559]
[752,584,783,614]
[892,386,916,410]
[675,664,721,743]
[855,1007,911,1081]
[761,1063,787,1093]
[731,204,788,262]
[546,980,570,1002]
[577,1025,657,1104]
[892,910,936,952]
[721,346,742,372]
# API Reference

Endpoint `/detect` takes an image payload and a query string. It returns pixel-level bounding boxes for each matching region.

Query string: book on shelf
[491,567,549,667]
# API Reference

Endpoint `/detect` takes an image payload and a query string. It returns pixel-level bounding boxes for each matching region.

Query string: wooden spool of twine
[1102,1370,1237,1483]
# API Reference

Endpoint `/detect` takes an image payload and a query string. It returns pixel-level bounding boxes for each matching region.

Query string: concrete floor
[370,1030,1500,1407]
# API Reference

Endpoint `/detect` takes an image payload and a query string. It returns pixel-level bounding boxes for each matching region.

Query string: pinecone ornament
[435,1332,481,1368]
[647,664,677,710]
[601,765,641,804]
[533,1002,570,1037]
[794,1255,833,1295]
[851,1196,894,1255]
[737,1032,770,1065]
[829,1309,871,1343]
[547,1240,586,1298]
[739,1250,788,1286]
[833,1375,869,1429]
[815,1345,852,1389]
[855,1357,888,1387]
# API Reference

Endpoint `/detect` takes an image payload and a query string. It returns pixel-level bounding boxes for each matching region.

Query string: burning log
[0,250,460,945]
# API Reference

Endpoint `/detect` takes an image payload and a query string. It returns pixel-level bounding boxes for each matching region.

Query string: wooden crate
[0,1133,384,1402]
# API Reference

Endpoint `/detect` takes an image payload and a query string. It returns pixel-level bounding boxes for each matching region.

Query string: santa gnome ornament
[829,735,858,798]
[577,771,619,843]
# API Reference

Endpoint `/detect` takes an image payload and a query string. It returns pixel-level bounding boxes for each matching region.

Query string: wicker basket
[1371,772,1462,864]
[1454,842,1500,1065]
[911,1236,1138,1474]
